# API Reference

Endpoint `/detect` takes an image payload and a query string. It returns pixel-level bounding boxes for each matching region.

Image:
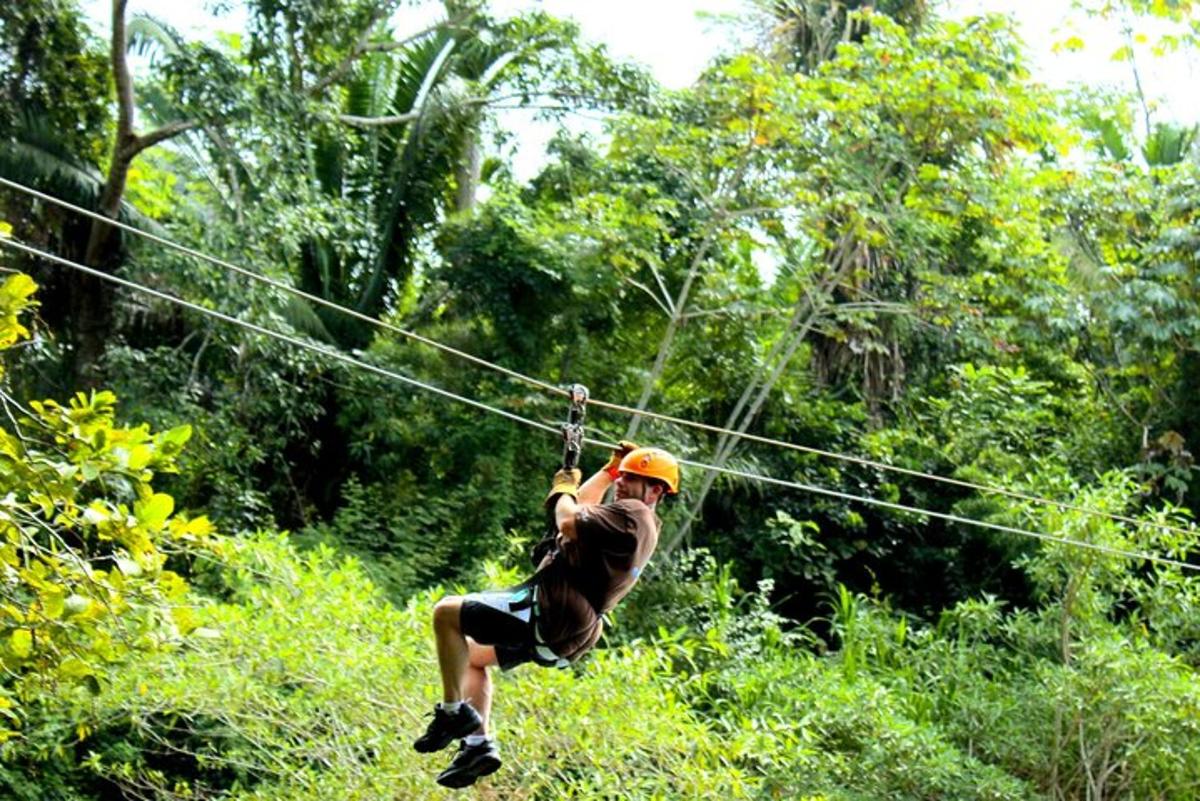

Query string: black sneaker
[412,704,483,753]
[436,739,501,789]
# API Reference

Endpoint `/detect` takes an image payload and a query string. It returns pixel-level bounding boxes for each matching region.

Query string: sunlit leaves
[0,277,217,741]
[0,272,37,350]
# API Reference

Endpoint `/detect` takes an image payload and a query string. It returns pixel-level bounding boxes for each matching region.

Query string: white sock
[464,734,489,747]
[437,701,463,713]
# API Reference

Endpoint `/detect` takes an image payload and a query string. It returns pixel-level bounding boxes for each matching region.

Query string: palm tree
[294,4,622,348]
[760,0,928,72]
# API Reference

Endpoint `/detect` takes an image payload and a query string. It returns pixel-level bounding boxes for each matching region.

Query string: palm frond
[347,51,399,119]
[388,33,457,121]
[127,13,187,60]
[1142,123,1198,167]
[451,27,518,84]
[0,110,155,229]
[312,134,345,196]
[477,51,518,89]
[280,294,335,342]
[0,139,104,210]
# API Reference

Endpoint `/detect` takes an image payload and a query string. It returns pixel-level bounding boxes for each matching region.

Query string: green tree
[672,13,1065,554]
[237,1,652,347]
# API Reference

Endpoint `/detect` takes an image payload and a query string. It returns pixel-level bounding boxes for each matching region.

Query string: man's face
[614,472,661,504]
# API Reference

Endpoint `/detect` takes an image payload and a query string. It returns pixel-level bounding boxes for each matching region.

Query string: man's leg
[432,596,468,702]
[463,641,498,735]
[436,640,503,789]
[413,596,483,754]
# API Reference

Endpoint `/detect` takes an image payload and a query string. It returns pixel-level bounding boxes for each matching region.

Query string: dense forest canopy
[1,0,1199,798]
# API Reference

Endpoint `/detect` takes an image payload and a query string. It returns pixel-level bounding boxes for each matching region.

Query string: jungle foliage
[1,0,1199,798]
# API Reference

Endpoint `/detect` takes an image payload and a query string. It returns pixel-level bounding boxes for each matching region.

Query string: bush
[65,534,747,799]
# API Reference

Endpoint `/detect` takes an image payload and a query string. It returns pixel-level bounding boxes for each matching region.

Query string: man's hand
[545,467,582,507]
[603,440,639,480]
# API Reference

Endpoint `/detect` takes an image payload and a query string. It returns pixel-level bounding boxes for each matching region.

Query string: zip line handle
[560,383,589,471]
[531,383,589,568]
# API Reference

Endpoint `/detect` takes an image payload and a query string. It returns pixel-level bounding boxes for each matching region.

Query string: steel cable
[0,176,565,398]
[2,235,1196,574]
[1,175,1195,539]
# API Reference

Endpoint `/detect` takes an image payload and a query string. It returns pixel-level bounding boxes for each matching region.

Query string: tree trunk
[454,129,482,213]
[623,152,754,439]
[71,0,200,385]
[71,0,134,387]
[623,229,715,440]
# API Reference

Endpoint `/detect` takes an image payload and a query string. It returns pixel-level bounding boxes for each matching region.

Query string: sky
[83,0,1198,179]
[944,0,1196,122]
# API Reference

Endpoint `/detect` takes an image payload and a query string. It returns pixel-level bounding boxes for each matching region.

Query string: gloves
[546,467,582,507]
[603,440,639,480]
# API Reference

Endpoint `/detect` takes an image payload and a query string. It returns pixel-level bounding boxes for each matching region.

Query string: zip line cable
[667,447,1199,573]
[0,176,566,399]
[3,236,1197,574]
[0,237,561,439]
[1,175,1195,540]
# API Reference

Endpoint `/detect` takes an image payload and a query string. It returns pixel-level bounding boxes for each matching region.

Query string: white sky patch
[489,0,746,90]
[941,0,1198,127]
[81,0,1197,178]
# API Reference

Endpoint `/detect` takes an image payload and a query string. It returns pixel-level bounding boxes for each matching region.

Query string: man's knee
[433,596,463,632]
[468,642,498,670]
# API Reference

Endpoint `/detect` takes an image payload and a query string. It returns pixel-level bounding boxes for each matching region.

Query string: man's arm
[549,441,635,543]
[577,469,613,505]
[554,493,581,542]
[575,440,635,506]
[560,454,624,537]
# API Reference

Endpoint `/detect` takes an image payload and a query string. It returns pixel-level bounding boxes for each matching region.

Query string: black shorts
[459,584,569,671]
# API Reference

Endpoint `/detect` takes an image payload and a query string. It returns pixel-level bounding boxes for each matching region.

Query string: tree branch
[338,110,421,127]
[646,262,676,314]
[308,7,471,96]
[124,119,203,158]
[111,0,135,151]
[622,276,673,316]
[338,93,492,128]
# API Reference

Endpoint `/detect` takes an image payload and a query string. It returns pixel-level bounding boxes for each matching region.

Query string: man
[413,442,679,788]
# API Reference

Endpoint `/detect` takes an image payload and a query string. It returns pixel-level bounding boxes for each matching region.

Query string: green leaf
[10,629,31,659]
[114,556,142,576]
[58,656,94,680]
[42,592,65,620]
[1,273,37,300]
[125,444,154,470]
[83,504,109,525]
[160,424,193,449]
[64,595,91,616]
[134,493,174,530]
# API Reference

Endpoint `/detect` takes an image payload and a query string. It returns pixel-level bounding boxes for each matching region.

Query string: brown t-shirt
[533,498,660,661]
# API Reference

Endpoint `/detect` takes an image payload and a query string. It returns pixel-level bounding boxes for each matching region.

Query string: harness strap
[507,587,535,613]
[529,585,571,668]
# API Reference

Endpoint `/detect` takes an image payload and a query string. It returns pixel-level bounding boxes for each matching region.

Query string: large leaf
[127,13,187,60]
[1142,122,1198,167]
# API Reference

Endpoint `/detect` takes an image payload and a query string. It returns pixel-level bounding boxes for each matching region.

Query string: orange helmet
[618,447,680,494]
